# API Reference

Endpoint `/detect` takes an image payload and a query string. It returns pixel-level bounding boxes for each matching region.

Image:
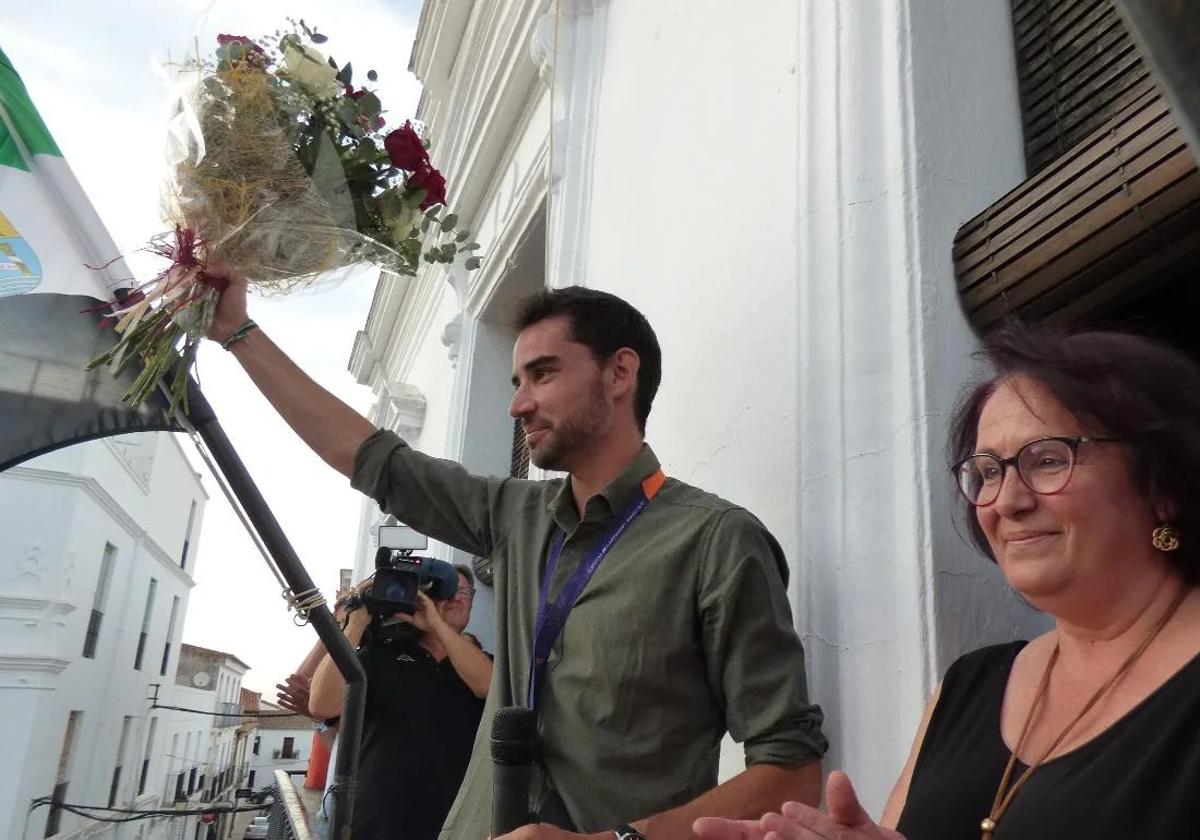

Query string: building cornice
[3,467,196,590]
[465,145,548,319]
[0,654,71,688]
[416,1,549,229]
[349,271,415,389]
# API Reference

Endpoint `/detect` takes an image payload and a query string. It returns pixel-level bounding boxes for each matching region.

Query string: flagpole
[182,379,365,840]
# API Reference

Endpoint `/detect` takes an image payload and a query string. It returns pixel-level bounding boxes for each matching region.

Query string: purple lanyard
[527,469,665,712]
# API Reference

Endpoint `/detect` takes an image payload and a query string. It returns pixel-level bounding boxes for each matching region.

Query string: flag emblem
[0,211,41,297]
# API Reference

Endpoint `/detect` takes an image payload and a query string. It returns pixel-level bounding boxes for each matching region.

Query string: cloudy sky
[6,0,423,694]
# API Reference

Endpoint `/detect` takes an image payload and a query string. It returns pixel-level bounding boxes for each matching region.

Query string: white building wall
[247,727,312,786]
[0,433,207,840]
[149,664,247,840]
[349,270,503,650]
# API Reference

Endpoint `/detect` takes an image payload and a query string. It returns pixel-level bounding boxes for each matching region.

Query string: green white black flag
[0,44,180,472]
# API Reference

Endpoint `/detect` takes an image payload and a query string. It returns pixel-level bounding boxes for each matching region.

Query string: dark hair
[514,286,662,434]
[948,324,1200,583]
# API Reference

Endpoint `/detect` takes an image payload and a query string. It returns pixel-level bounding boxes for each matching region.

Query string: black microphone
[491,705,538,837]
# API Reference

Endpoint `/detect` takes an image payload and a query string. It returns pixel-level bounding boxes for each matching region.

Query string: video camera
[361,525,460,618]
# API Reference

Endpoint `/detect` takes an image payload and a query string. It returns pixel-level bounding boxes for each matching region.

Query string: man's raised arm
[205,264,375,477]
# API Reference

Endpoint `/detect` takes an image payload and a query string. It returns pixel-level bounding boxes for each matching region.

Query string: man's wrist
[220,318,260,350]
[611,826,646,840]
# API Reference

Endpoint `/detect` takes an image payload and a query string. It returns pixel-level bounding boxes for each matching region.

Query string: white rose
[281,42,341,99]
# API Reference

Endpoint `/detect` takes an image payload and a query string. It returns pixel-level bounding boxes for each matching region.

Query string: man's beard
[528,379,608,472]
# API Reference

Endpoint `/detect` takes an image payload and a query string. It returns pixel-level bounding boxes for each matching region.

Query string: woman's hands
[692,772,906,840]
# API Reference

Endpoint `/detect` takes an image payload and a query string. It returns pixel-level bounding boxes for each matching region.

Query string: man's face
[509,316,611,472]
[436,573,474,632]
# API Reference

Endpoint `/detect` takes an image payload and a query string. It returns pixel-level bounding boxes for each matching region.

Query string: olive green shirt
[352,430,827,838]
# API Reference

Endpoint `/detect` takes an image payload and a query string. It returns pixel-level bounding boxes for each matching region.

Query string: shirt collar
[549,444,662,531]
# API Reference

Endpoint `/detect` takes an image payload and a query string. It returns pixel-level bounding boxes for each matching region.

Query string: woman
[696,327,1200,839]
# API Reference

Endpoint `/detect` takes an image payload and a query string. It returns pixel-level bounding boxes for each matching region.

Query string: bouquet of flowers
[90,21,480,413]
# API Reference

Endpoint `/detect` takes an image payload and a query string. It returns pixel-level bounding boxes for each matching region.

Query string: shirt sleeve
[351,429,521,558]
[697,507,829,766]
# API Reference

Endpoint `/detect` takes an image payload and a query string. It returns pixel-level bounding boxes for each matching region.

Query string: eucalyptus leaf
[357,137,378,158]
[337,99,359,128]
[338,62,353,86]
[367,69,379,82]
[455,229,470,242]
[311,32,329,44]
[358,91,382,117]
[440,213,458,230]
[308,130,356,230]
[465,256,482,271]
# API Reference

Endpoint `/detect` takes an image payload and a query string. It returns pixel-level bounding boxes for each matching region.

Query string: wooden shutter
[952,1,1200,331]
[1013,0,1155,174]
[954,87,1200,330]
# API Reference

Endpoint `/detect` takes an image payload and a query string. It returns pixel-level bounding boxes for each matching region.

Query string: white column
[794,0,1047,809]
[535,0,612,289]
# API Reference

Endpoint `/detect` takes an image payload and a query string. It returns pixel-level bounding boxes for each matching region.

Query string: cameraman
[309,566,492,840]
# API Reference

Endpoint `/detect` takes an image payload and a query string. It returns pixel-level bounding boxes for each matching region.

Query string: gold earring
[1152,525,1181,553]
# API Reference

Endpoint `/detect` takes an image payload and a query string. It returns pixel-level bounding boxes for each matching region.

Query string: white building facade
[245,704,311,790]
[151,644,251,840]
[347,0,1069,812]
[0,433,207,840]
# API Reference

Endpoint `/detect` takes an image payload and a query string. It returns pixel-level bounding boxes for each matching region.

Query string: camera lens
[382,578,413,601]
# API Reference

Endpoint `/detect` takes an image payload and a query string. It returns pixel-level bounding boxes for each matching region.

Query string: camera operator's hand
[395,592,448,637]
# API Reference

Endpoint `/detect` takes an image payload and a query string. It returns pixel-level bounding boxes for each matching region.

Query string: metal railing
[267,770,317,840]
[216,701,243,727]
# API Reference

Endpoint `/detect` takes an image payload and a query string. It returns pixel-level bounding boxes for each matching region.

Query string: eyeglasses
[952,436,1121,507]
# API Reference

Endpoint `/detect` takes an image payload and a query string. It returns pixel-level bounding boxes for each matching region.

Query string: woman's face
[974,375,1160,608]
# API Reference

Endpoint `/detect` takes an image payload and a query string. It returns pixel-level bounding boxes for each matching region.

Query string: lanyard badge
[527,469,665,711]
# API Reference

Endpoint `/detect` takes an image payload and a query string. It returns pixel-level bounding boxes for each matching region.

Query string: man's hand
[275,674,312,718]
[490,826,608,840]
[692,772,906,840]
[395,592,448,636]
[204,261,249,343]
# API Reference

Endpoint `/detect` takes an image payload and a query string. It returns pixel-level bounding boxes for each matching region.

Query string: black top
[352,629,487,840]
[897,641,1200,839]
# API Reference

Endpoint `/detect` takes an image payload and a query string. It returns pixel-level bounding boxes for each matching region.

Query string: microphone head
[490,706,538,764]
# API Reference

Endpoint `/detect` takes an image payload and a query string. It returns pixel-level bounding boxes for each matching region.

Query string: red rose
[217,34,264,55]
[345,85,367,99]
[375,116,386,130]
[384,121,429,171]
[408,164,447,210]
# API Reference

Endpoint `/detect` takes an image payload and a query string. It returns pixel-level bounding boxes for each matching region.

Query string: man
[206,269,827,839]
[307,566,491,840]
